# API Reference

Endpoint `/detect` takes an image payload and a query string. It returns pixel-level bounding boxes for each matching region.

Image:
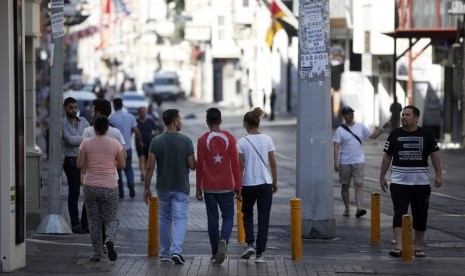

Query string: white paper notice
[300,53,328,78]
[50,43,55,67]
[51,12,64,38]
[50,0,64,9]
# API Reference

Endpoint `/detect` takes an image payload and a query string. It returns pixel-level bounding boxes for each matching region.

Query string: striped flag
[265,1,285,49]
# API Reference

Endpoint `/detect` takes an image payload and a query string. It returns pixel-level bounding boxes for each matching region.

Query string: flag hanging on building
[265,1,285,49]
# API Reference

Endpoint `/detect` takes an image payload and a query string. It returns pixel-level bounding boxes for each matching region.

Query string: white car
[120,91,150,116]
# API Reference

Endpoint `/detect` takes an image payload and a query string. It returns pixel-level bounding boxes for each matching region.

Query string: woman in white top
[237,107,277,263]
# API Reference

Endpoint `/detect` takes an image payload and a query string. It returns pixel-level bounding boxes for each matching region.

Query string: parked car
[145,72,183,102]
[120,91,150,116]
[63,90,96,115]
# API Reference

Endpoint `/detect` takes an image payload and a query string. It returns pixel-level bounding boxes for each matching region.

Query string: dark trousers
[63,156,85,227]
[241,184,273,255]
[117,148,134,197]
[204,192,235,255]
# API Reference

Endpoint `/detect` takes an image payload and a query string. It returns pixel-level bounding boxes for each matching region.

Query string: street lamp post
[296,0,335,238]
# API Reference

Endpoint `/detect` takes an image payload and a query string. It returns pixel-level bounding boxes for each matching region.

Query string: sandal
[414,249,426,257]
[342,210,350,217]
[389,248,402,257]
[90,254,101,262]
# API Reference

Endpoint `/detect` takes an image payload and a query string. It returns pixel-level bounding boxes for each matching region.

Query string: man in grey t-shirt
[143,109,196,264]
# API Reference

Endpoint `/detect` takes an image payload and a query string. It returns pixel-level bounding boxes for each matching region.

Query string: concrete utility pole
[296,0,335,238]
[37,0,71,234]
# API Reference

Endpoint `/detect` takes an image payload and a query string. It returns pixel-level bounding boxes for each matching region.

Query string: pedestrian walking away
[237,107,278,263]
[136,106,157,182]
[333,106,390,218]
[109,97,143,198]
[143,109,196,264]
[379,105,442,258]
[78,115,126,262]
[62,97,90,234]
[196,108,242,264]
[82,98,126,248]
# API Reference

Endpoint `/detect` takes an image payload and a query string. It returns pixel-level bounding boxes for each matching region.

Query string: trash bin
[26,149,42,229]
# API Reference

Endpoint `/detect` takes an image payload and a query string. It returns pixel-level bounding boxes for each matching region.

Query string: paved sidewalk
[13,111,465,275]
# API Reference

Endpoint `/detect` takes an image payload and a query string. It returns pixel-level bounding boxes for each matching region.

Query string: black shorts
[136,146,149,159]
[390,183,431,231]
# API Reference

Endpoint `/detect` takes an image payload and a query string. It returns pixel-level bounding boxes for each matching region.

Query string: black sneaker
[105,241,117,261]
[356,209,367,218]
[129,185,135,198]
[72,225,87,234]
[171,253,185,264]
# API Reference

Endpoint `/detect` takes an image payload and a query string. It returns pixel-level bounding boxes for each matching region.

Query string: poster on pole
[50,0,64,9]
[51,12,65,39]
[299,0,329,80]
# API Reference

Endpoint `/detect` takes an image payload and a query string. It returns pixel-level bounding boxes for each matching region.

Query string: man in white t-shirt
[333,106,389,218]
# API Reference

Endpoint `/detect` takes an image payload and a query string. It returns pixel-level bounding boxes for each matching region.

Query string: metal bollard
[402,214,413,262]
[237,199,245,243]
[371,192,380,244]
[148,196,159,257]
[290,198,302,261]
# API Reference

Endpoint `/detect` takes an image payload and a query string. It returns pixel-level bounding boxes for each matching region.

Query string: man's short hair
[113,98,123,110]
[93,99,112,117]
[63,97,77,107]
[206,108,221,125]
[163,109,179,126]
[404,105,420,117]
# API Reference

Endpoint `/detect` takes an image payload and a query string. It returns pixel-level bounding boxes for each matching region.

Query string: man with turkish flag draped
[196,108,242,265]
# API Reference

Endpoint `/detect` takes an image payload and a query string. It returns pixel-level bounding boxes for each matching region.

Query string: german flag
[265,1,285,49]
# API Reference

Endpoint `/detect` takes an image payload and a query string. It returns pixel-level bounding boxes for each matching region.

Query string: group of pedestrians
[334,104,442,258]
[143,107,278,265]
[62,96,162,262]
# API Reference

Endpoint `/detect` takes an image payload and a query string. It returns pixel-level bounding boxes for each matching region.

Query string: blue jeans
[117,148,134,197]
[242,184,273,255]
[204,192,234,255]
[157,191,189,257]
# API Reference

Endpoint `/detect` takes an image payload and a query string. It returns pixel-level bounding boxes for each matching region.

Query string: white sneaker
[255,255,266,263]
[240,246,256,259]
[215,239,227,264]
[160,256,172,262]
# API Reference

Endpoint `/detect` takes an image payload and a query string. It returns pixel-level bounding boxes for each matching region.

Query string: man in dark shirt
[143,109,196,264]
[380,105,442,258]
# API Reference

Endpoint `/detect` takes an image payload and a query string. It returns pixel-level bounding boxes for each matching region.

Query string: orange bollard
[290,198,302,261]
[148,196,159,257]
[371,192,380,244]
[237,199,245,243]
[402,214,413,262]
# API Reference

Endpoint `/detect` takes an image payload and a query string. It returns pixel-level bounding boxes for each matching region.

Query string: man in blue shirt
[109,98,142,198]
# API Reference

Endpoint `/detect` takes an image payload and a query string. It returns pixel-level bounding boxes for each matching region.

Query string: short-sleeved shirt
[237,134,275,186]
[333,123,372,164]
[383,127,439,185]
[80,136,123,188]
[137,118,157,146]
[109,110,137,150]
[149,132,195,195]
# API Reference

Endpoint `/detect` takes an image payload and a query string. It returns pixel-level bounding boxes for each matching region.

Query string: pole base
[301,219,336,239]
[36,214,72,234]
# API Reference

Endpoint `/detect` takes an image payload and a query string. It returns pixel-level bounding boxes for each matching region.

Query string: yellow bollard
[402,214,413,262]
[290,198,302,261]
[148,196,159,257]
[237,199,245,243]
[371,192,380,244]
